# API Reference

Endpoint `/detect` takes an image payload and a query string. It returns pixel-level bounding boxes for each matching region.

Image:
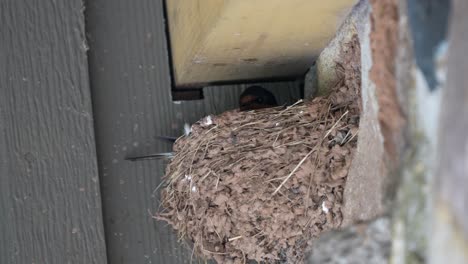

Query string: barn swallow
[239,85,278,111]
[126,86,277,161]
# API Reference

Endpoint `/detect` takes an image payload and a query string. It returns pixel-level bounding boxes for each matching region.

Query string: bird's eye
[256,97,264,103]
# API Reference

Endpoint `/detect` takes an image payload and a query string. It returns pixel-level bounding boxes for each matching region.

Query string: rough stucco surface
[304,0,395,227]
[343,0,406,226]
[430,0,468,262]
[338,0,387,226]
[369,0,406,162]
[304,1,393,263]
[435,0,468,241]
[390,1,436,263]
[308,217,391,264]
[392,0,468,263]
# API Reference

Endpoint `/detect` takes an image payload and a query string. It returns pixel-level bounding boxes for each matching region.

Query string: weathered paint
[0,1,107,263]
[167,0,358,86]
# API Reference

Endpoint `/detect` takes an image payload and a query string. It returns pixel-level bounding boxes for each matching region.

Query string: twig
[228,235,243,242]
[272,148,315,196]
[273,109,348,196]
[344,129,359,144]
[322,110,349,139]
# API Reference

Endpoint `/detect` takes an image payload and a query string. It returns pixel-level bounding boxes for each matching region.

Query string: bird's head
[239,86,278,111]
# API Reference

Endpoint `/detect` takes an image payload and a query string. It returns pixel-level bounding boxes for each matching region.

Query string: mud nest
[158,37,361,263]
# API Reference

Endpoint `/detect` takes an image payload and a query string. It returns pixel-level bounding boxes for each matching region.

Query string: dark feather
[125,152,174,161]
[155,135,178,143]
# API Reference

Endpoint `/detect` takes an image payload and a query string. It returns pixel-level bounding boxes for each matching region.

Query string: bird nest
[158,37,361,263]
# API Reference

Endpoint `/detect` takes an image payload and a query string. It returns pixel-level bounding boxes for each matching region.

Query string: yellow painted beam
[167,0,357,86]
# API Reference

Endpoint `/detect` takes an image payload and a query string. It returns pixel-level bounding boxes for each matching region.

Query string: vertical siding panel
[0,1,107,263]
